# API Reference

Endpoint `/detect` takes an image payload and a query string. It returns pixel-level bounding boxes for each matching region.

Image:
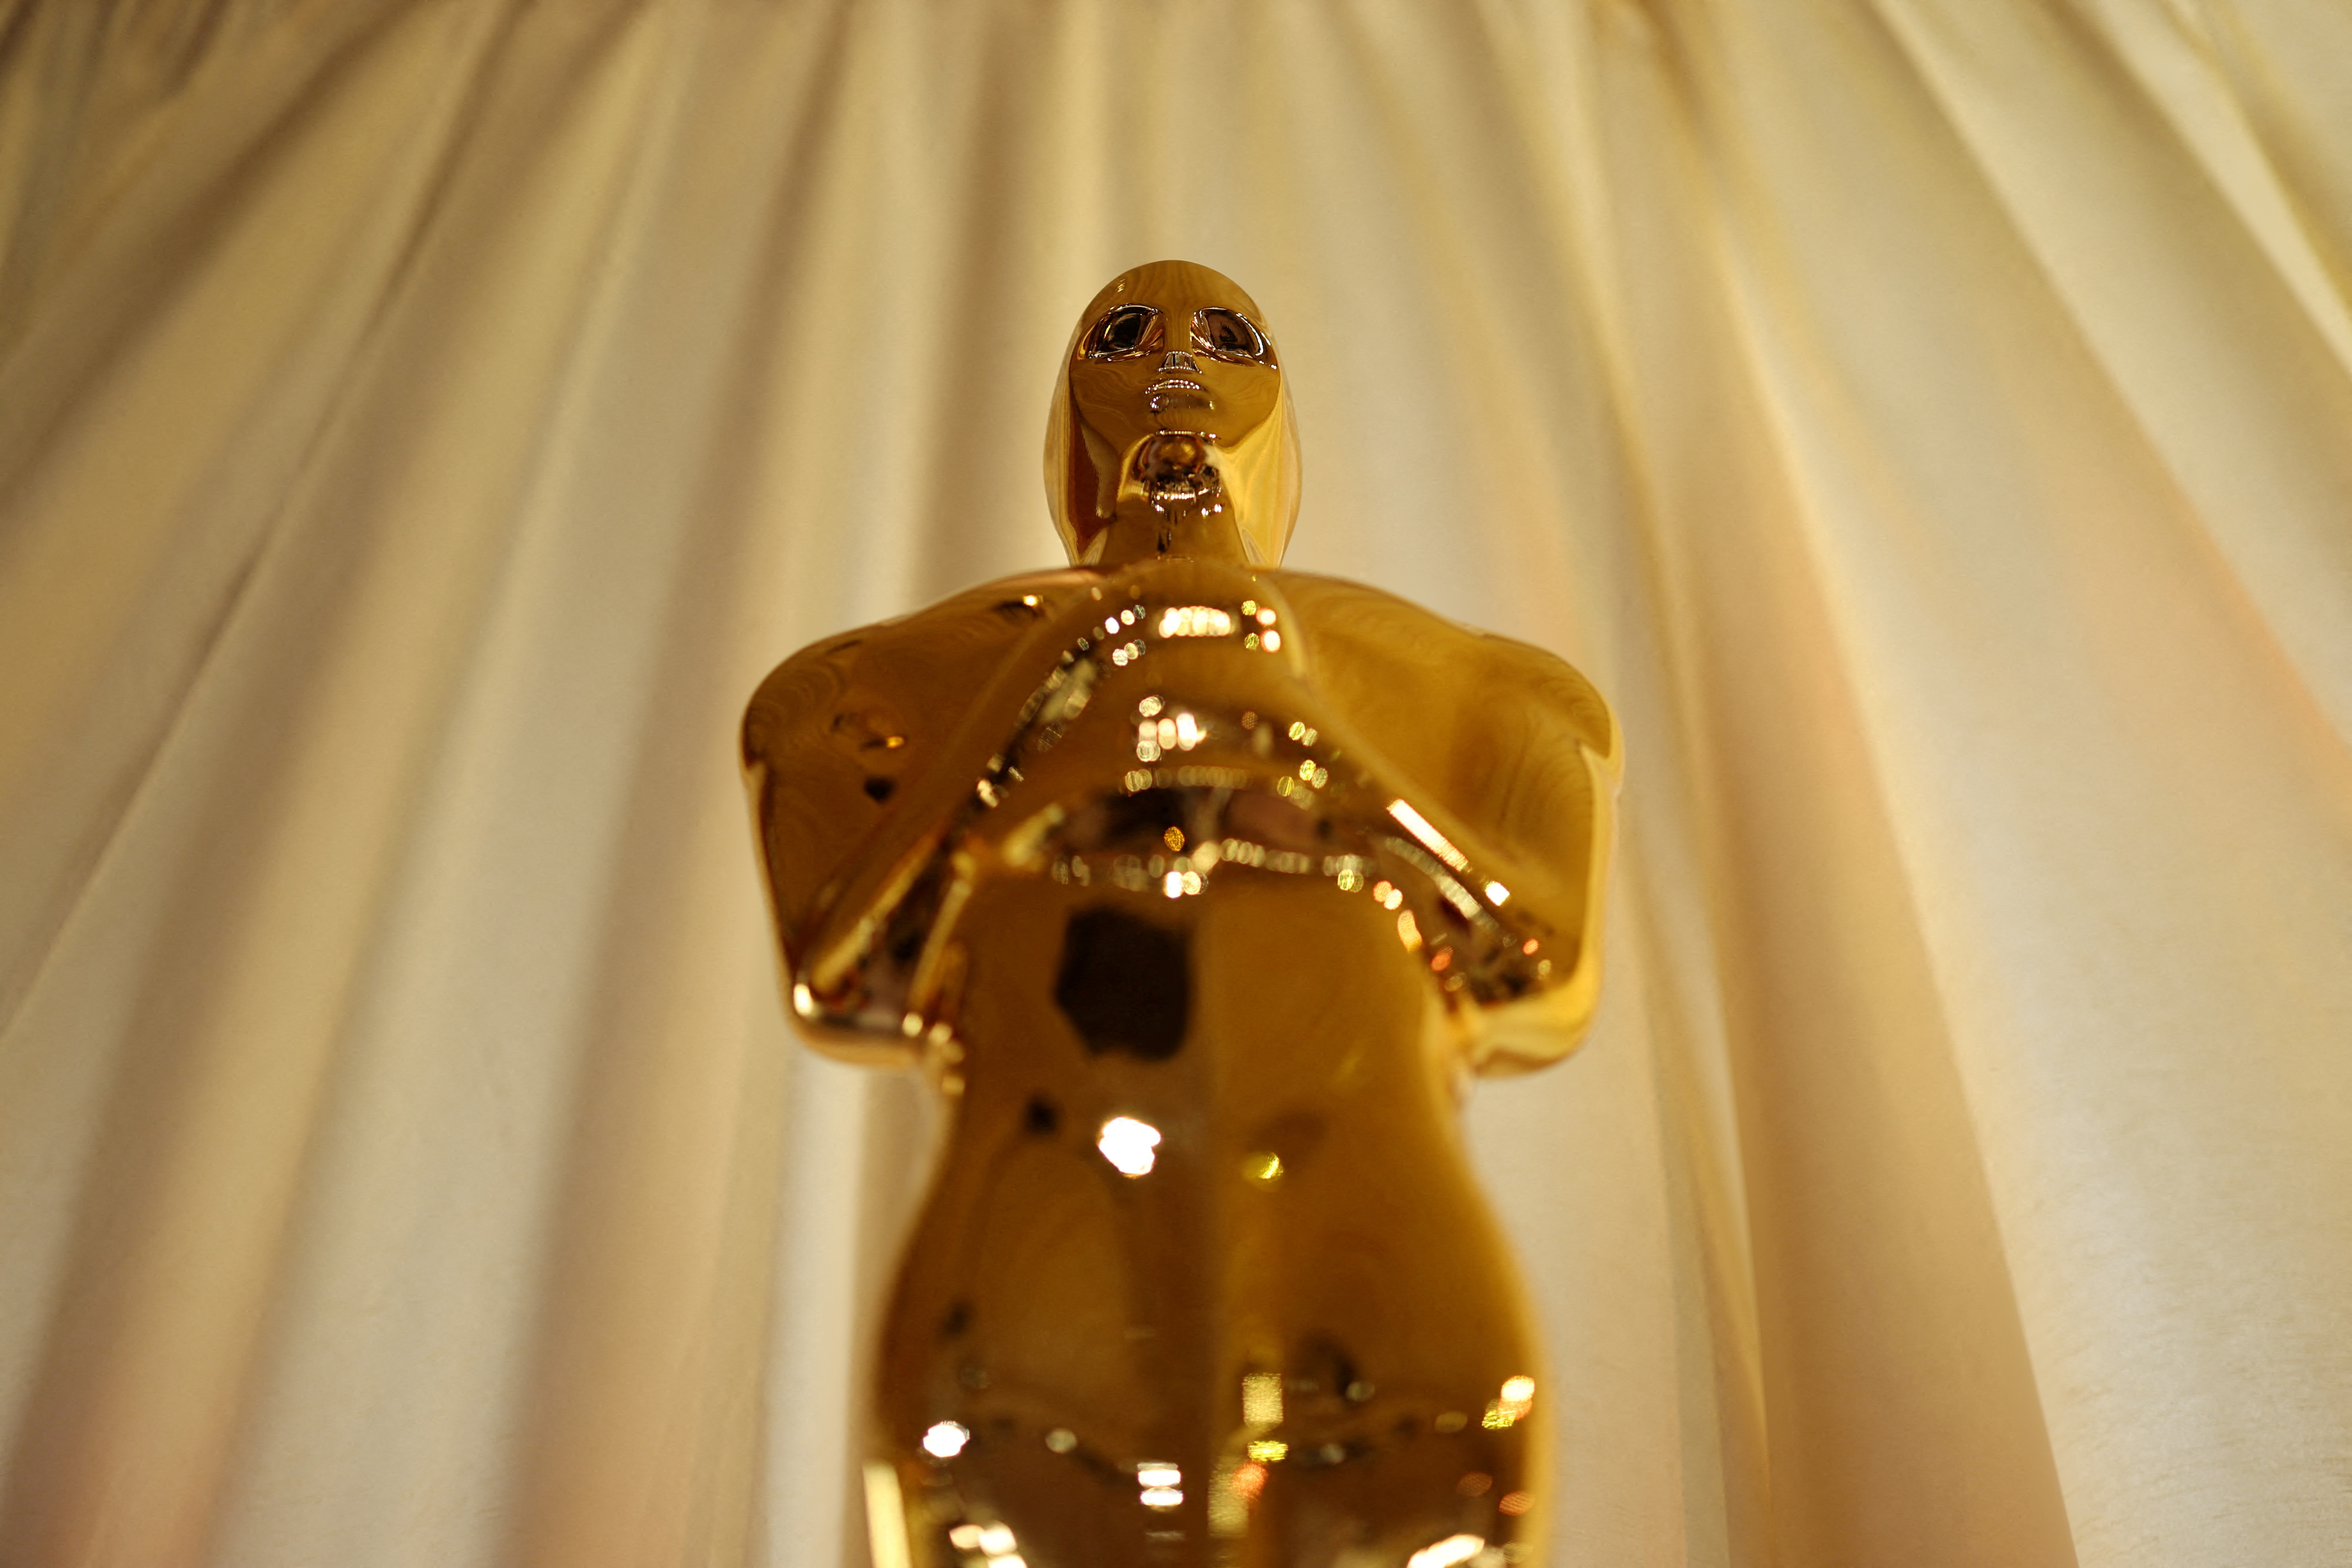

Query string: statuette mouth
[1147,375,1211,412]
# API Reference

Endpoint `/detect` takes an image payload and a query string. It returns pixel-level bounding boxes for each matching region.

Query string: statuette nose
[1157,349,1200,375]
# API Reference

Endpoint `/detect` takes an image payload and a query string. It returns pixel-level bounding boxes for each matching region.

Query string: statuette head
[1045,260,1302,566]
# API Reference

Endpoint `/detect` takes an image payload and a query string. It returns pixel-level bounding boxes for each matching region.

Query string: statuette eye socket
[1085,304,1164,360]
[1191,307,1269,363]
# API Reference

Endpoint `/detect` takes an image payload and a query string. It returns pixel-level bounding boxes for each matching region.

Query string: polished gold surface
[743,262,1618,1566]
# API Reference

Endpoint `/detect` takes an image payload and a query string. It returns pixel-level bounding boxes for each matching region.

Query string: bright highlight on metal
[1242,1370,1285,1426]
[1386,798,1473,874]
[1484,1373,1537,1428]
[1138,1462,1184,1510]
[1408,1535,1489,1568]
[1158,604,1235,637]
[1097,1116,1161,1175]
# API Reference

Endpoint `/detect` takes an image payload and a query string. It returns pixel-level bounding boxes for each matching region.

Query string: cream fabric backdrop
[2,1,2348,1565]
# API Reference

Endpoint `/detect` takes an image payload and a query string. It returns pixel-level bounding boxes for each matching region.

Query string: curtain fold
[1,3,2346,1565]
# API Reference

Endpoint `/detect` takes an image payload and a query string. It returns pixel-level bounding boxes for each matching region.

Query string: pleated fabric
[0,2,2346,1565]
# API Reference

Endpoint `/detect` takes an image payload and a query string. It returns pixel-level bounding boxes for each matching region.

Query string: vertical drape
[1,2,2346,1564]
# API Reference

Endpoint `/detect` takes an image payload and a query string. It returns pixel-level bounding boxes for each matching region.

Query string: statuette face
[1051,261,1299,567]
[744,261,1619,1567]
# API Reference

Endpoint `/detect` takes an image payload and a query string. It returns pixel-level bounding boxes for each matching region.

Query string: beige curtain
[2,1,2347,1564]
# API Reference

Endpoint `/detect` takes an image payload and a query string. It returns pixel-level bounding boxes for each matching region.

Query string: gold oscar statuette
[743,262,1619,1568]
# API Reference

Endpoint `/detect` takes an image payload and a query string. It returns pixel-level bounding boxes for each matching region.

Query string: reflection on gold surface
[1097,1116,1163,1177]
[1481,1376,1536,1431]
[1405,1535,1488,1568]
[743,262,1618,1564]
